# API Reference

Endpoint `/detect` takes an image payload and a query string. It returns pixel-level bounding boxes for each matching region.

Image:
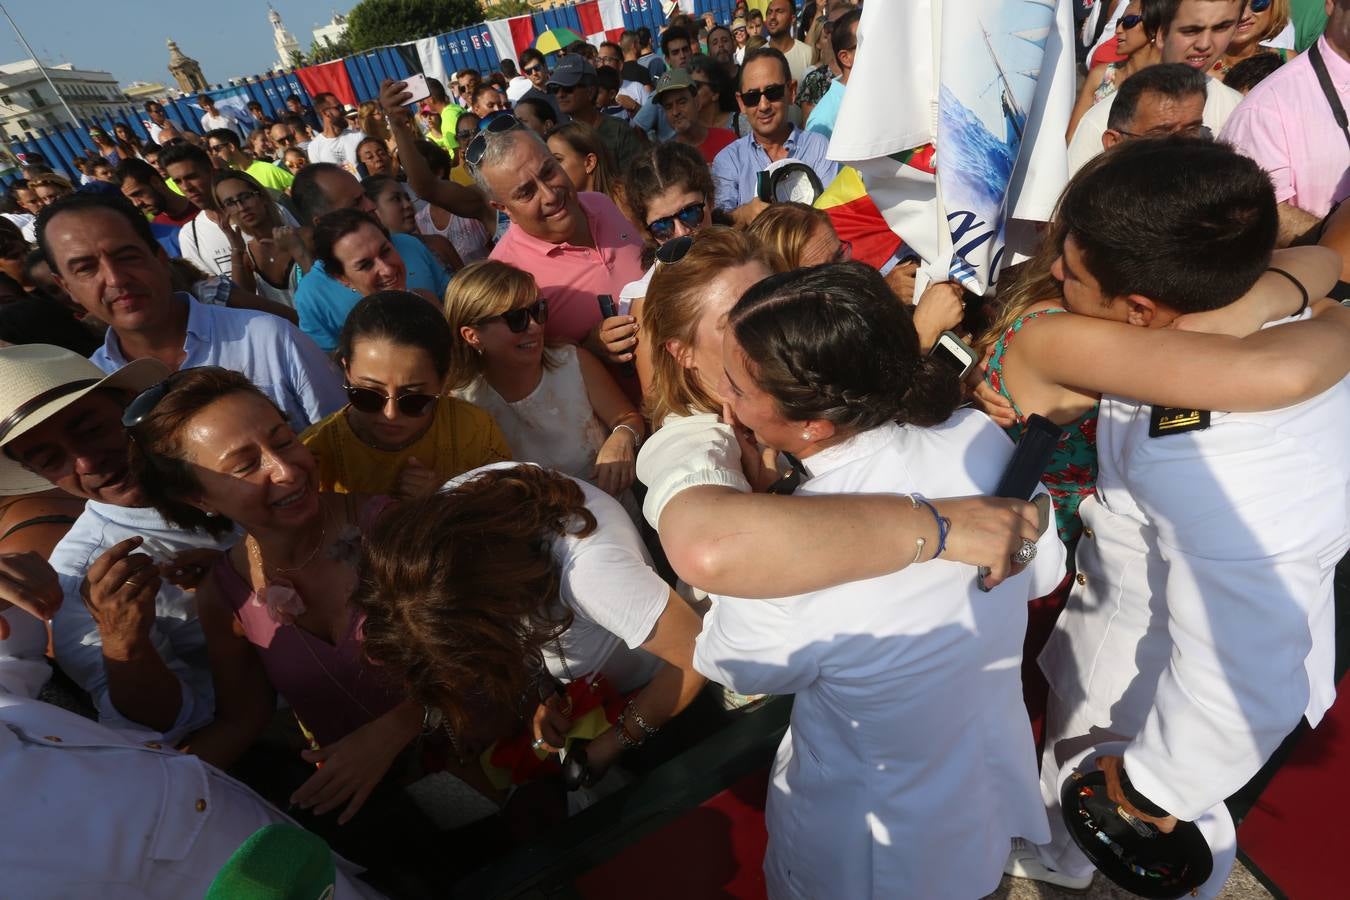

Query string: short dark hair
[336,290,455,379]
[1224,53,1286,93]
[143,99,163,112]
[114,157,162,187]
[595,66,621,92]
[157,141,213,174]
[355,135,386,158]
[361,173,402,204]
[283,113,309,132]
[247,100,264,111]
[638,26,653,48]
[285,93,302,104]
[412,139,453,179]
[739,47,792,89]
[1106,63,1207,132]
[1059,136,1277,314]
[689,55,737,113]
[36,192,159,273]
[708,24,733,44]
[312,208,390,277]
[291,161,344,223]
[312,92,337,107]
[515,96,557,127]
[831,8,862,53]
[205,127,241,149]
[520,48,546,69]
[662,25,692,55]
[729,262,959,431]
[426,76,449,104]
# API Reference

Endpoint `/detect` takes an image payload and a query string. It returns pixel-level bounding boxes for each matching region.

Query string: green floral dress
[984,307,1099,546]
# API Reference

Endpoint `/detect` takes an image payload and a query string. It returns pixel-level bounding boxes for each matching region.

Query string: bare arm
[578,347,644,496]
[379,79,488,219]
[1277,201,1324,248]
[178,577,276,766]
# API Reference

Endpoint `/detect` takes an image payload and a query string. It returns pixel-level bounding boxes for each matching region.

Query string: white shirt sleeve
[695,595,820,696]
[635,415,752,529]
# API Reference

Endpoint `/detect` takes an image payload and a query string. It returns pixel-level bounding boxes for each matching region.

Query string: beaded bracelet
[624,700,658,736]
[908,494,951,561]
[614,712,644,749]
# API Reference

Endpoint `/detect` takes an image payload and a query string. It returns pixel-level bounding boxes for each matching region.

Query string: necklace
[249,512,327,578]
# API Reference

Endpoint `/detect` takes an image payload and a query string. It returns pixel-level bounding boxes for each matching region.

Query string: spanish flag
[814,166,904,271]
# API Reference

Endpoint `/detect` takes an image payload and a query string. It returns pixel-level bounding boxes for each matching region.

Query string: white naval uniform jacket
[1040,375,1350,821]
[695,413,1067,900]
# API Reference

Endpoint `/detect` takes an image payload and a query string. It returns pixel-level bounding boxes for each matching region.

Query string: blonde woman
[1213,0,1294,80]
[445,260,645,498]
[631,226,1046,601]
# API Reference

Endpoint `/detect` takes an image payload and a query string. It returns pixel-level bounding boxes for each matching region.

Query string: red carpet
[575,767,771,900]
[1237,671,1350,898]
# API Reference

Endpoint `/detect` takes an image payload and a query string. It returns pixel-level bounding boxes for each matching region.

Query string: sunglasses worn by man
[739,83,786,107]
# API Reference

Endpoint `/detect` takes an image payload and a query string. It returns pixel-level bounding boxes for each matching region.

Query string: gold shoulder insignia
[1148,406,1210,437]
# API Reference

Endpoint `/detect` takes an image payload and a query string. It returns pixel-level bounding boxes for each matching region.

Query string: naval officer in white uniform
[1010,138,1350,895]
[694,264,1066,900]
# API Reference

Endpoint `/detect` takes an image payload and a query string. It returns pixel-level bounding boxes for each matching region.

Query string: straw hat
[0,345,168,496]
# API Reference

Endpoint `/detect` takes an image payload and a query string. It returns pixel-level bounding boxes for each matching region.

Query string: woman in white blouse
[632,227,1047,599]
[696,262,1066,899]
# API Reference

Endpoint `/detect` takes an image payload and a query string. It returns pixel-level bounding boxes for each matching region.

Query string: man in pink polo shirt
[1221,0,1350,246]
[476,126,645,387]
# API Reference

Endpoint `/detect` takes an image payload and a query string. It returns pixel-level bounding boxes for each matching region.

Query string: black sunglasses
[739,83,786,107]
[547,83,578,96]
[655,234,694,265]
[344,384,439,417]
[122,366,226,429]
[1249,0,1271,10]
[647,201,706,242]
[523,64,546,76]
[477,298,548,333]
[464,114,522,169]
[1119,13,1144,29]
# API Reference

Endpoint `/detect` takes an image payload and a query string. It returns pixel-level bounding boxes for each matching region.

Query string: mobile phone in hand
[597,295,636,378]
[403,74,431,105]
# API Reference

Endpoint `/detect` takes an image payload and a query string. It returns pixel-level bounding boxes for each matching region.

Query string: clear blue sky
[1,1,352,89]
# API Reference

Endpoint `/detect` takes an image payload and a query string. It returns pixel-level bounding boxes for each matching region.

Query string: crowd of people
[0,0,1348,897]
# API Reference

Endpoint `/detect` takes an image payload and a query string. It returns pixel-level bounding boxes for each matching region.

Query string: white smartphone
[403,73,431,105]
[930,330,977,380]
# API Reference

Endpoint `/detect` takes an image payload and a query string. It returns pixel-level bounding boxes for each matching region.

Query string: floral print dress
[984,307,1099,546]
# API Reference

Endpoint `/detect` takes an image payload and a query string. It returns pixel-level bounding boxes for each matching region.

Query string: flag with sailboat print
[828,0,1076,296]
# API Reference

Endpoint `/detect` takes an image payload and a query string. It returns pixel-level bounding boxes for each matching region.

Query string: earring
[801,431,810,440]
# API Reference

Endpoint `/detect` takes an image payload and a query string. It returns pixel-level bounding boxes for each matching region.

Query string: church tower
[166,38,208,94]
[269,6,302,69]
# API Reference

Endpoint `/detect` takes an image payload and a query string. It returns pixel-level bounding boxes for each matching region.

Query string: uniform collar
[800,421,902,480]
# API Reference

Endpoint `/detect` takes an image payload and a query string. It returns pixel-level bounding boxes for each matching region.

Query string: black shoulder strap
[1308,41,1350,152]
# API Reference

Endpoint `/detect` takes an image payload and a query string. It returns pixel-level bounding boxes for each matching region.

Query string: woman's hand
[530,693,573,753]
[930,495,1045,587]
[593,430,637,496]
[912,281,965,351]
[0,551,62,640]
[589,315,639,365]
[292,710,416,824]
[971,377,1017,429]
[394,457,442,500]
[722,403,781,492]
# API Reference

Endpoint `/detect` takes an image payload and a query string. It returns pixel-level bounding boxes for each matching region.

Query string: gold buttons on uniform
[195,799,207,813]
[1075,573,1087,586]
[1083,527,1094,539]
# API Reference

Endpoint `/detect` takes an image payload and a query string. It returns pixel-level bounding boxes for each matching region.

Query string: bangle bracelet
[624,700,658,736]
[908,494,950,560]
[1268,266,1310,316]
[614,712,645,749]
[613,423,642,449]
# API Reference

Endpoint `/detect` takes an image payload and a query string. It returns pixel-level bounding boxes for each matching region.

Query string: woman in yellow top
[302,290,511,497]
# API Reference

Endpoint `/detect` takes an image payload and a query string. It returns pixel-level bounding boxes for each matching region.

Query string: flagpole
[0,2,79,127]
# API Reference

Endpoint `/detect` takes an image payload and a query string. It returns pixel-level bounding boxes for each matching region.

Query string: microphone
[978,413,1063,591]
[206,823,337,900]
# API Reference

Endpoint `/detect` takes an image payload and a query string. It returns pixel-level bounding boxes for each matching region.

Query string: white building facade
[0,61,130,140]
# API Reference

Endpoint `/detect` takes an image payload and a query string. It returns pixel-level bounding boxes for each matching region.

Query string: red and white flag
[577,0,626,46]
[485,15,536,65]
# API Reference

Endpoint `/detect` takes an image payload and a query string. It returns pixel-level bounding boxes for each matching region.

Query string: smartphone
[403,73,431,105]
[597,295,636,378]
[929,330,977,380]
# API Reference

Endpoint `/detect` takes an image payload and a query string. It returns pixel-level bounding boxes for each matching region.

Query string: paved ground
[987,861,1273,899]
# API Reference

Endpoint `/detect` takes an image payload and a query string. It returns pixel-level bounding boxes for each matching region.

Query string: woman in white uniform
[694,263,1067,899]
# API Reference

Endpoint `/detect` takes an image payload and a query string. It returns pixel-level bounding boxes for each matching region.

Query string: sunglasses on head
[477,298,548,333]
[464,114,522,169]
[344,384,439,417]
[655,234,695,266]
[122,367,227,429]
[739,83,786,107]
[647,201,706,242]
[1119,13,1144,29]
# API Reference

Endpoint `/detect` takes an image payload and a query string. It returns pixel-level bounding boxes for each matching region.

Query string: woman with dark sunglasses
[1068,0,1159,140]
[446,260,646,500]
[301,290,511,498]
[1211,0,1293,81]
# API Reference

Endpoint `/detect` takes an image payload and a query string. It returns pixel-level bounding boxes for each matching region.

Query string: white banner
[415,37,451,87]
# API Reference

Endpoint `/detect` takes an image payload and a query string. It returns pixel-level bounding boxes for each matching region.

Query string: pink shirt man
[1221,36,1350,219]
[490,191,646,346]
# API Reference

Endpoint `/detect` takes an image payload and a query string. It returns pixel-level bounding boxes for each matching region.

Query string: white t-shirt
[178,204,299,277]
[444,463,669,692]
[1066,76,1243,176]
[779,38,815,84]
[306,129,366,169]
[199,110,244,138]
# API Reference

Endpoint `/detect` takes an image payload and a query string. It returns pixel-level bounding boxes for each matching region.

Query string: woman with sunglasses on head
[212,170,309,310]
[446,261,644,500]
[1212,0,1293,81]
[362,175,465,274]
[1068,0,1160,139]
[303,290,510,498]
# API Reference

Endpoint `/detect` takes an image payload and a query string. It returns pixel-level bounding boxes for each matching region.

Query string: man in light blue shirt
[290,163,452,351]
[711,47,839,225]
[804,8,859,140]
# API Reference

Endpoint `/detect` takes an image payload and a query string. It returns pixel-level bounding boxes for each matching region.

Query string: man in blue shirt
[804,8,859,140]
[711,47,839,226]
[290,163,450,351]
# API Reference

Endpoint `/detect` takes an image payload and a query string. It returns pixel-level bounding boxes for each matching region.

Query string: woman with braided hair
[693,261,1067,900]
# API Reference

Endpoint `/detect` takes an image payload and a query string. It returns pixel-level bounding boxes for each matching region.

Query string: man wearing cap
[0,345,233,741]
[656,68,736,164]
[548,56,644,172]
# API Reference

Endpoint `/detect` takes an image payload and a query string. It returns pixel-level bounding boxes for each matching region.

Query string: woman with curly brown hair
[354,462,705,794]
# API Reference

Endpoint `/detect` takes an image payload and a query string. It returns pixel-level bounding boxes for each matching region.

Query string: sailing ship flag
[829,0,1076,296]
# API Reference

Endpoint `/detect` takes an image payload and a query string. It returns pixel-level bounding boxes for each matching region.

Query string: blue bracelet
[909,494,950,559]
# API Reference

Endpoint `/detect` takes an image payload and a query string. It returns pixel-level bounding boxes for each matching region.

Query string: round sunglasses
[344,384,439,417]
[646,201,706,241]
[476,298,548,333]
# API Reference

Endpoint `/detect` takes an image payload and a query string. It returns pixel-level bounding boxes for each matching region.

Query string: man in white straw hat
[0,344,234,741]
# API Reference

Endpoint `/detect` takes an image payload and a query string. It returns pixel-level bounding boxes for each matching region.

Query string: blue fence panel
[698,0,737,25]
[621,0,667,33]
[444,25,499,76]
